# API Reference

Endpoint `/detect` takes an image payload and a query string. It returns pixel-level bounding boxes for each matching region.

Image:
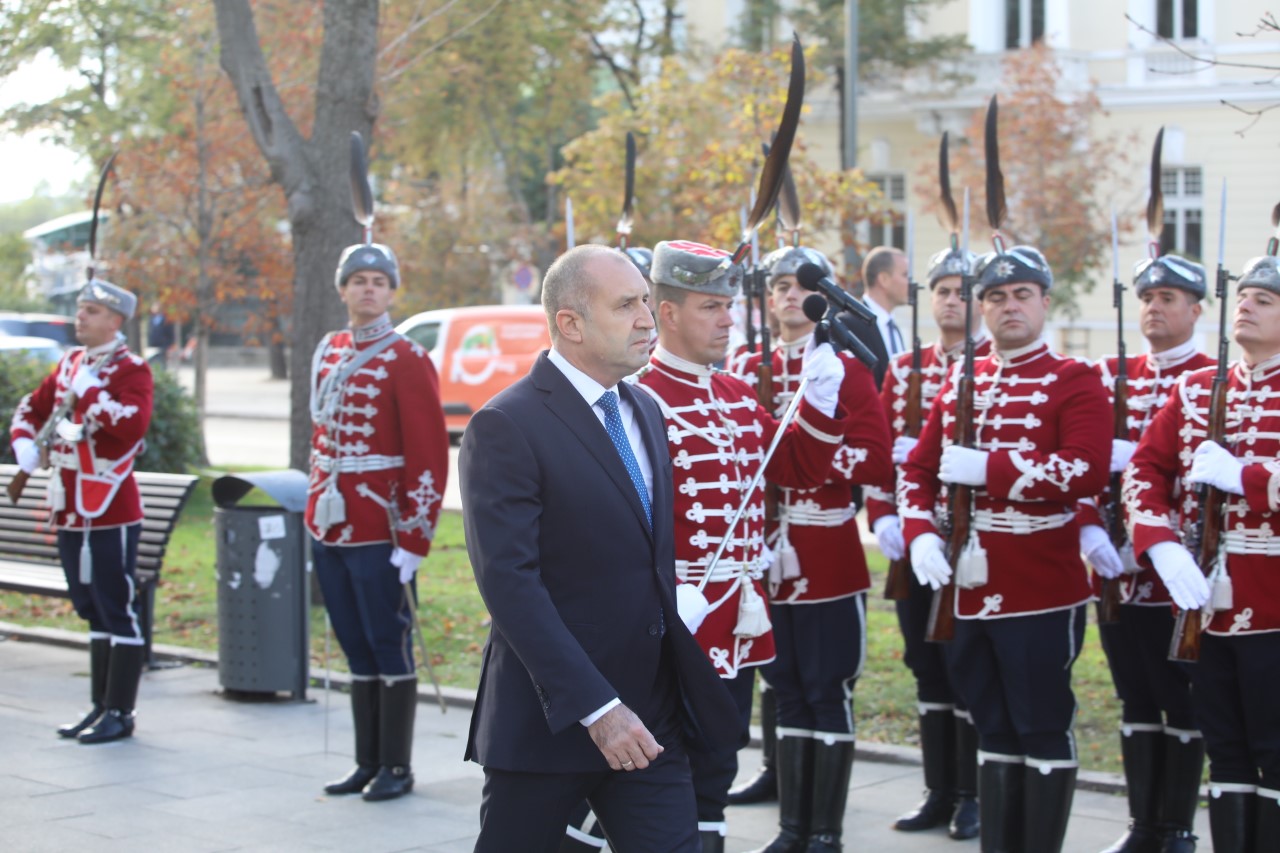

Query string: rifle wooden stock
[1098,373,1129,624]
[6,469,30,505]
[926,367,974,644]
[884,370,923,601]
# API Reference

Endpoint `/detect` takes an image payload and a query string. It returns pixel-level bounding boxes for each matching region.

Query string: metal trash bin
[212,470,310,700]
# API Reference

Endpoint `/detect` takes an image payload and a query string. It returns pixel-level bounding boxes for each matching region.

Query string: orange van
[396,305,551,438]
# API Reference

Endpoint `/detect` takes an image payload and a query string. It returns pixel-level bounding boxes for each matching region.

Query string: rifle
[1097,205,1128,623]
[617,131,636,249]
[1169,178,1231,663]
[884,209,919,601]
[8,151,118,506]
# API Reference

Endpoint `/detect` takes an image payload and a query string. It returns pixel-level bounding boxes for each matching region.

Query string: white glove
[12,437,39,473]
[872,515,906,561]
[892,435,919,465]
[801,339,845,417]
[389,547,424,584]
[1146,541,1211,611]
[70,367,102,397]
[1188,440,1244,496]
[939,445,989,486]
[675,583,711,634]
[1111,439,1138,474]
[1080,524,1124,580]
[908,532,952,591]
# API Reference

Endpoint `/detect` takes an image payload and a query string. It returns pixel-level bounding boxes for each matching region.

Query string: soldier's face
[75,301,124,348]
[1140,287,1201,350]
[340,271,394,325]
[768,275,813,336]
[1234,287,1280,357]
[931,276,966,333]
[660,292,737,366]
[574,256,654,385]
[980,282,1048,350]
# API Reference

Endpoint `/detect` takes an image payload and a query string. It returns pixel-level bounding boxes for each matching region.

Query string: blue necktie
[597,390,652,527]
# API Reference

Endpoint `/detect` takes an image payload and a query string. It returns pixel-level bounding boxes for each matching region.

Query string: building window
[868,173,906,250]
[1160,166,1203,261]
[1157,0,1197,40]
[1005,0,1045,49]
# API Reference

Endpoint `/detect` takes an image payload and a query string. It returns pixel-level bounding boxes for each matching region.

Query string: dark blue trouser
[897,572,966,708]
[1098,602,1195,729]
[57,523,143,644]
[1189,631,1280,790]
[313,540,414,677]
[765,593,864,733]
[945,606,1086,761]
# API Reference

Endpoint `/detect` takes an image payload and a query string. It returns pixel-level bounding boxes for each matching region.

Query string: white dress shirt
[862,293,904,356]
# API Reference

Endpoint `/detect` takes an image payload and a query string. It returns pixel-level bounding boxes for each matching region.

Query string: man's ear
[556,309,585,344]
[658,299,678,332]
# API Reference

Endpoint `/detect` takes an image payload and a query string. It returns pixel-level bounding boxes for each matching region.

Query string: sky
[0,55,88,205]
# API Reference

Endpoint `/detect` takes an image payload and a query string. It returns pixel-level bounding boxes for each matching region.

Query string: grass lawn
[0,480,1126,774]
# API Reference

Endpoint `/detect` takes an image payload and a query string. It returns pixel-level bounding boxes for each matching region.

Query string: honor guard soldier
[1082,254,1213,853]
[11,280,153,744]
[307,242,449,802]
[736,246,892,852]
[633,239,849,852]
[1125,252,1280,851]
[898,245,1111,853]
[866,247,989,840]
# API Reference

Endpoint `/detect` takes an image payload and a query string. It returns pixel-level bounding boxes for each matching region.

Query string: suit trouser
[1189,631,1280,790]
[476,737,699,853]
[944,606,1085,761]
[689,667,757,822]
[312,540,414,677]
[765,593,864,733]
[1098,602,1195,729]
[57,524,143,643]
[897,572,966,709]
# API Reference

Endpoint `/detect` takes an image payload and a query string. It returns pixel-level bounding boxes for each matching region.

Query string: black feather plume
[349,132,374,232]
[744,34,805,236]
[1147,127,1165,250]
[939,132,958,235]
[88,151,118,269]
[983,96,1006,232]
[617,131,636,238]
[778,161,801,236]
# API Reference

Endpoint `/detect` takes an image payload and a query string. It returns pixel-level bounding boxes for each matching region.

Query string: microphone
[796,262,877,326]
[802,294,879,372]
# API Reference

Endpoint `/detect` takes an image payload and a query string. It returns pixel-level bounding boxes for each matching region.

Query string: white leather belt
[972,509,1074,534]
[311,454,404,474]
[676,559,765,584]
[781,502,857,527]
[1224,530,1280,556]
[47,450,115,474]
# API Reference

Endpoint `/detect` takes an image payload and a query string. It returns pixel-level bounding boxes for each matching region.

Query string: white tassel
[47,474,65,512]
[734,580,772,639]
[956,536,989,589]
[1120,541,1141,575]
[1210,552,1233,611]
[314,481,346,531]
[79,534,92,585]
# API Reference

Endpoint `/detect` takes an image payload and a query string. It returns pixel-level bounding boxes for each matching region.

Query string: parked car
[396,305,550,438]
[0,334,64,365]
[0,312,76,348]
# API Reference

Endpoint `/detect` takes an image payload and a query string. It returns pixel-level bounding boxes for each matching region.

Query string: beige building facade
[684,0,1279,359]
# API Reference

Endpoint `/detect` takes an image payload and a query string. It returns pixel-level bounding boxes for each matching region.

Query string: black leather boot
[730,686,778,805]
[699,829,726,853]
[58,637,110,738]
[803,736,854,852]
[1101,727,1163,853]
[895,710,954,831]
[1155,731,1204,853]
[79,642,144,744]
[748,732,813,853]
[978,757,1024,853]
[362,678,416,801]
[1207,787,1255,853]
[1256,792,1280,853]
[1023,762,1076,853]
[950,714,980,840]
[325,679,380,795]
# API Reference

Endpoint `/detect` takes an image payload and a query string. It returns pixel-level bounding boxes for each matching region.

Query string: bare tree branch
[1125,13,1279,73]
[378,0,505,84]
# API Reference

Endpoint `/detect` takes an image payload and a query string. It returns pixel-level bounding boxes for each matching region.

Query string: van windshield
[403,321,440,351]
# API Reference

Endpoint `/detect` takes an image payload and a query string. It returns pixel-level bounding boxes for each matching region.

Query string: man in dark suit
[847,246,909,389]
[460,244,737,853]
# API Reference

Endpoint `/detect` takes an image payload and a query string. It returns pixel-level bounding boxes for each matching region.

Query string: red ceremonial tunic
[305,317,450,558]
[738,335,893,603]
[899,342,1110,618]
[866,335,992,528]
[632,347,847,677]
[11,337,152,529]
[1125,355,1280,635]
[1079,343,1216,606]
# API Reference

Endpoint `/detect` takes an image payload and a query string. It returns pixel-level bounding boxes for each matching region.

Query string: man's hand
[1080,524,1124,580]
[1111,439,1138,474]
[892,435,919,465]
[390,547,424,584]
[1147,541,1211,611]
[940,446,989,486]
[873,515,905,561]
[588,703,663,772]
[909,532,952,590]
[801,339,845,417]
[70,367,101,398]
[1188,440,1244,496]
[12,437,39,474]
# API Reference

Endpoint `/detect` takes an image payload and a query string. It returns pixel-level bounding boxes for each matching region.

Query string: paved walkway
[0,629,1213,852]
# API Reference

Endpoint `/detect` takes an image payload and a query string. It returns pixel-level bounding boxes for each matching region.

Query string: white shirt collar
[548,347,615,408]
[1146,337,1200,369]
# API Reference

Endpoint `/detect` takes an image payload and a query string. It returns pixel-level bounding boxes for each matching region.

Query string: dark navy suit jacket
[460,351,737,773]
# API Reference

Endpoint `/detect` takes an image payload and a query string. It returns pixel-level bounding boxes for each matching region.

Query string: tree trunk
[214,0,377,470]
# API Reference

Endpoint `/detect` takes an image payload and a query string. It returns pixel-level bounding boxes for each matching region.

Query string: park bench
[0,464,199,657]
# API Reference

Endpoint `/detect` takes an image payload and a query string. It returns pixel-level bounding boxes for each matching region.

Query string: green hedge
[0,351,203,474]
